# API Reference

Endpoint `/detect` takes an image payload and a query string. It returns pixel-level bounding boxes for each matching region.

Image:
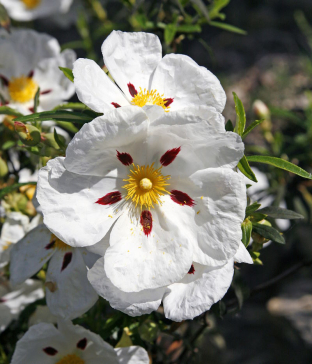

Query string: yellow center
[131,88,171,111]
[55,354,85,364]
[2,242,12,251]
[50,234,70,251]
[123,163,170,209]
[21,0,42,9]
[8,76,38,103]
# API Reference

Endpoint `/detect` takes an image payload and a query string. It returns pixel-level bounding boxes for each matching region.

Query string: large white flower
[11,320,149,364]
[37,106,246,298]
[73,30,226,115]
[0,29,75,117]
[1,0,73,22]
[10,224,99,320]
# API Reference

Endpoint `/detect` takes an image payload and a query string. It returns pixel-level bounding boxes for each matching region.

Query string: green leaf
[209,21,247,35]
[249,212,267,222]
[257,206,304,220]
[252,222,285,244]
[53,128,66,150]
[0,106,23,117]
[53,102,91,111]
[225,119,234,132]
[246,202,261,216]
[33,87,40,114]
[208,0,230,20]
[241,218,252,247]
[233,92,246,136]
[176,24,201,33]
[237,155,258,182]
[59,67,74,82]
[164,24,177,45]
[13,110,94,124]
[0,182,36,200]
[246,155,312,180]
[242,119,264,138]
[55,121,78,133]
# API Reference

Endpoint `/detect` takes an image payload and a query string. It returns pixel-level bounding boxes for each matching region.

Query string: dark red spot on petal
[164,98,174,107]
[28,70,34,78]
[188,264,195,274]
[160,147,181,166]
[116,150,133,166]
[170,190,195,207]
[0,298,6,303]
[140,210,153,237]
[43,347,58,356]
[77,338,87,350]
[112,102,121,108]
[0,74,9,86]
[96,191,122,205]
[28,107,35,113]
[61,252,72,271]
[40,89,52,95]
[127,83,138,97]
[45,240,55,249]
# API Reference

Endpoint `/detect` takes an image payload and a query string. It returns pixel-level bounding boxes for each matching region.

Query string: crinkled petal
[88,257,165,316]
[73,58,129,113]
[1,212,29,243]
[102,30,162,99]
[163,261,234,321]
[234,242,253,264]
[115,346,149,364]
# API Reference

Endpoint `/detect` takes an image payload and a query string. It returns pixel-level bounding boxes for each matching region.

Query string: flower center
[50,234,70,251]
[2,242,12,251]
[123,163,170,209]
[131,88,172,111]
[55,354,85,364]
[21,0,42,9]
[8,76,38,103]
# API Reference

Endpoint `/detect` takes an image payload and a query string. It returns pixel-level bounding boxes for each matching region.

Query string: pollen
[123,163,170,209]
[55,354,85,364]
[131,88,172,112]
[8,76,38,103]
[2,242,12,251]
[21,0,42,9]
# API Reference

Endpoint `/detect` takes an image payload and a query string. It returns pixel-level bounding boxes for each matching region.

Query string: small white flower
[37,106,246,298]
[0,279,44,333]
[1,0,73,22]
[73,30,226,116]
[10,224,99,320]
[11,320,149,364]
[0,28,75,117]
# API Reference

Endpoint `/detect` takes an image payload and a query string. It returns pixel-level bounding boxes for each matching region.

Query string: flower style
[11,320,149,364]
[0,29,75,118]
[37,106,249,318]
[73,30,226,116]
[10,224,99,320]
[0,279,44,333]
[1,0,73,22]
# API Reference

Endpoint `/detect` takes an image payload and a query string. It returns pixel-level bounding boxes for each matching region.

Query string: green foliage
[0,182,36,200]
[252,222,285,244]
[237,155,258,182]
[233,92,246,136]
[59,67,74,82]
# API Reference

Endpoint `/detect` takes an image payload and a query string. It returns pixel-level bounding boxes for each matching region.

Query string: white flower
[1,0,73,22]
[0,279,44,333]
[37,106,246,300]
[11,320,149,364]
[10,224,99,320]
[0,28,75,117]
[73,30,226,116]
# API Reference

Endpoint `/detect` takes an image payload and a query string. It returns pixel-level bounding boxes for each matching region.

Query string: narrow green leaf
[33,87,40,114]
[246,202,261,216]
[13,110,93,124]
[242,119,264,138]
[53,102,90,111]
[164,24,177,45]
[208,0,230,20]
[237,155,258,182]
[257,206,304,220]
[53,128,66,150]
[225,119,234,132]
[59,67,74,82]
[246,155,312,180]
[241,218,252,247]
[55,121,78,133]
[191,0,210,22]
[209,21,247,35]
[2,140,15,150]
[252,223,285,244]
[249,212,267,222]
[176,24,201,33]
[0,182,36,200]
[0,106,23,117]
[233,92,246,136]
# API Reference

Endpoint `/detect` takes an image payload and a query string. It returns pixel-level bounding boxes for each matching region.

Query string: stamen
[46,234,70,251]
[111,102,121,108]
[127,83,138,97]
[55,354,85,364]
[43,347,58,356]
[61,252,72,271]
[8,75,38,103]
[77,338,87,350]
[131,87,173,112]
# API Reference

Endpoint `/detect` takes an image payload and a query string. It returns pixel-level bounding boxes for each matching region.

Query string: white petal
[234,242,253,264]
[88,257,165,316]
[0,304,12,333]
[105,209,193,292]
[1,212,29,243]
[73,58,129,113]
[37,157,121,247]
[28,305,58,327]
[10,224,55,286]
[163,261,234,321]
[151,54,226,113]
[102,30,162,98]
[46,249,98,320]
[115,346,149,364]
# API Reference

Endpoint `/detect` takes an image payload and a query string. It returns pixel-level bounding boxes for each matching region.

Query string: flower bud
[252,100,270,120]
[41,132,64,149]
[0,156,8,178]
[14,122,41,146]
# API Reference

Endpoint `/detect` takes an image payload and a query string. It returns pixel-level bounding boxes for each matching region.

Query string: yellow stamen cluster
[2,242,12,251]
[123,163,170,209]
[21,0,42,9]
[56,354,85,364]
[8,76,38,103]
[50,234,70,251]
[131,88,171,111]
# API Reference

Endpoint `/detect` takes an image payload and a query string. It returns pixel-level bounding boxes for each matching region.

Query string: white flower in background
[73,30,226,116]
[1,0,73,22]
[28,305,58,327]
[11,321,149,364]
[0,28,75,117]
[10,224,99,320]
[0,279,44,333]
[37,106,249,313]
